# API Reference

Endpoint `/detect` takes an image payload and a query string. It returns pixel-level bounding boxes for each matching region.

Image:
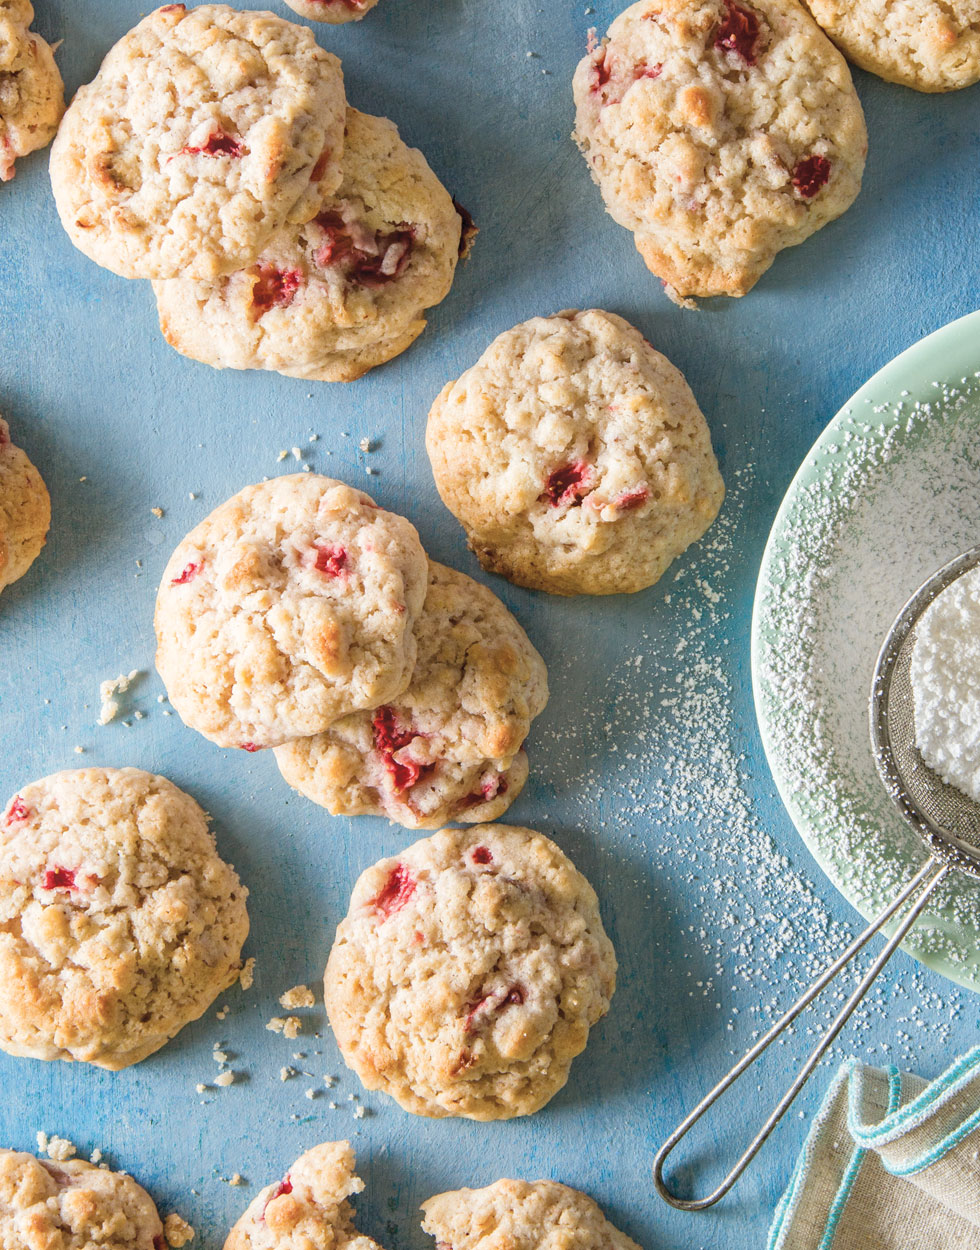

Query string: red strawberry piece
[471,845,493,865]
[241,742,262,753]
[179,131,244,158]
[613,485,650,510]
[541,461,594,508]
[372,707,432,793]
[371,862,417,919]
[260,1177,292,1222]
[251,265,302,317]
[464,984,526,1033]
[153,1237,166,1250]
[313,545,347,577]
[714,0,761,64]
[313,212,415,288]
[43,867,77,892]
[792,154,832,198]
[171,561,201,586]
[310,148,331,182]
[5,796,30,825]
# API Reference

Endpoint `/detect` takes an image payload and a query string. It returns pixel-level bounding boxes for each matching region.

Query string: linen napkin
[768,1046,980,1249]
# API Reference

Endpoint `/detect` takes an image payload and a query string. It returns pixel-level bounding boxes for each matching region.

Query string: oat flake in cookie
[801,0,980,92]
[0,0,64,182]
[0,768,249,1069]
[572,0,867,298]
[49,4,346,280]
[155,475,428,750]
[274,561,549,829]
[422,1180,641,1250]
[225,1142,379,1250]
[0,1149,166,1250]
[0,415,50,597]
[324,825,616,1119]
[154,109,466,382]
[283,0,381,23]
[427,309,725,595]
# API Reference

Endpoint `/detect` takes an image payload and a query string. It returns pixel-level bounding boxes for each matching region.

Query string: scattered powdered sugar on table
[538,458,964,1071]
[911,564,980,804]
[756,372,980,995]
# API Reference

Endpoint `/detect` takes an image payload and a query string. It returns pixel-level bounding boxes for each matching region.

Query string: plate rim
[750,309,980,991]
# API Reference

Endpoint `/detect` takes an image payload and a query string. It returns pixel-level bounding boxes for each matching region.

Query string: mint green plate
[752,312,980,994]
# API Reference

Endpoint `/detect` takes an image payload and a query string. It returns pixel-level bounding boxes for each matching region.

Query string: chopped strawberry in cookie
[371,862,417,918]
[714,0,761,64]
[250,265,302,318]
[541,461,594,508]
[313,209,415,288]
[372,707,431,793]
[792,154,832,198]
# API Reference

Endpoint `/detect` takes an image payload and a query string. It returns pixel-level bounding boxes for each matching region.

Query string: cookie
[0,1,64,181]
[0,767,248,1069]
[283,0,381,23]
[225,1142,379,1250]
[572,0,867,297]
[153,109,465,382]
[0,415,51,596]
[426,310,725,596]
[155,475,428,750]
[49,4,346,280]
[0,1149,165,1250]
[274,560,548,828]
[421,1180,641,1250]
[324,825,616,1119]
[802,0,980,91]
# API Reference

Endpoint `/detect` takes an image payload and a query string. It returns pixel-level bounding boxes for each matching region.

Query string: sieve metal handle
[653,857,949,1211]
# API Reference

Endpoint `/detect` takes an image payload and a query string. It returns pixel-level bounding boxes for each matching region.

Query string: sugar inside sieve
[654,544,980,1212]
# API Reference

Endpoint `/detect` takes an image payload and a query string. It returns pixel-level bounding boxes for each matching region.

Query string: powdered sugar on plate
[911,564,980,804]
[755,366,980,994]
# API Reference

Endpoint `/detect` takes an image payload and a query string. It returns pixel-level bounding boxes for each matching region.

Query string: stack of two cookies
[50,3,470,382]
[154,474,549,830]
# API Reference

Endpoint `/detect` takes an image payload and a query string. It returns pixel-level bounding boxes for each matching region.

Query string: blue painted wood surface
[1,3,979,1249]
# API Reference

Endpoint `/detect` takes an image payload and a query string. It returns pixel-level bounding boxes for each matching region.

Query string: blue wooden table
[1,4,978,1248]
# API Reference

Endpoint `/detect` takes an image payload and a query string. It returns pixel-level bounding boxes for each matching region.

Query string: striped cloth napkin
[768,1047,980,1249]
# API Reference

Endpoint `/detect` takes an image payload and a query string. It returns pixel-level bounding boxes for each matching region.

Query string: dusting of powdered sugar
[911,564,980,804]
[755,372,980,996]
[536,444,967,1073]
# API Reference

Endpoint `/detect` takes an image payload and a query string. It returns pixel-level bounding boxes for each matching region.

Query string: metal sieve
[653,543,980,1212]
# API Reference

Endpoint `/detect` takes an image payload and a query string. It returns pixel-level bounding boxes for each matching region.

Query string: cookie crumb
[239,957,256,990]
[353,1105,367,1119]
[267,1016,302,1038]
[305,1088,317,1100]
[278,984,315,1009]
[89,1149,102,1164]
[164,1214,195,1247]
[74,746,84,754]
[212,1050,228,1064]
[280,1066,296,1081]
[277,450,288,462]
[359,438,373,453]
[97,670,141,725]
[228,1174,245,1188]
[151,507,164,519]
[214,1071,235,1087]
[323,1074,337,1087]
[195,1084,207,1094]
[36,1132,77,1162]
[291,447,302,461]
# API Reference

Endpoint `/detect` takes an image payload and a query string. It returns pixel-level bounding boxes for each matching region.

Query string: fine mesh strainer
[653,543,980,1212]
